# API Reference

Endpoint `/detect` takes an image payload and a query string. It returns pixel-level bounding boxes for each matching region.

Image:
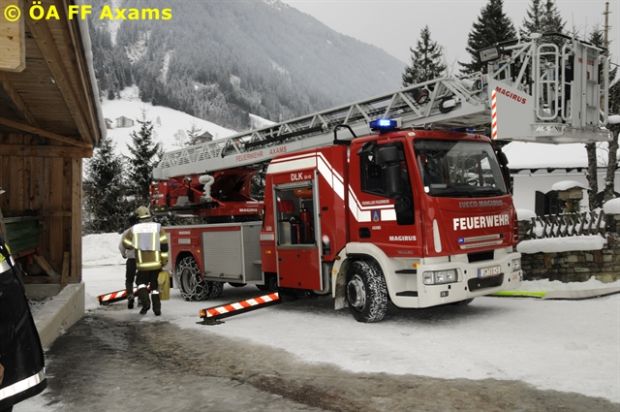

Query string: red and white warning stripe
[491,89,498,139]
[98,287,142,304]
[98,289,129,303]
[199,292,280,319]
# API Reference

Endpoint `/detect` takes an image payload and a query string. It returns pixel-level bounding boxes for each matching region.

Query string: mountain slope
[89,0,404,130]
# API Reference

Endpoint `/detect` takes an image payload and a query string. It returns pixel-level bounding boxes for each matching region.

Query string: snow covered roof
[603,198,620,214]
[503,142,612,169]
[550,180,588,191]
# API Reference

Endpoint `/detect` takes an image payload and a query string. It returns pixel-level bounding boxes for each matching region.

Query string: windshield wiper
[470,187,506,197]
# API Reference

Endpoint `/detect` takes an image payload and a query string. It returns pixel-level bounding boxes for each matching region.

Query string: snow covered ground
[100,86,236,156]
[80,234,620,403]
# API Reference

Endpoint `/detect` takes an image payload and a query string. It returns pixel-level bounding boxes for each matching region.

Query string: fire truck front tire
[346,260,388,323]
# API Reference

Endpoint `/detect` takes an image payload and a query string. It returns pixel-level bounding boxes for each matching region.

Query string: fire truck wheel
[176,256,211,301]
[207,281,224,298]
[346,260,388,323]
[452,298,474,306]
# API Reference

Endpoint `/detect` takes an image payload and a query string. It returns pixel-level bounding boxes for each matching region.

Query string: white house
[503,142,620,214]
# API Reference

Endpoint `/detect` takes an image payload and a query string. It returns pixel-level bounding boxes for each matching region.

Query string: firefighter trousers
[124,258,136,299]
[136,270,160,315]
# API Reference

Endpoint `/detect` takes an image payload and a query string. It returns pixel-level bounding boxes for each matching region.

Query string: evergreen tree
[186,124,203,146]
[521,0,543,36]
[402,26,446,87]
[84,136,128,233]
[460,0,516,75]
[540,0,564,34]
[522,0,564,37]
[127,119,161,206]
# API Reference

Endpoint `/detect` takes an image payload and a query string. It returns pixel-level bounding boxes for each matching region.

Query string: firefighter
[122,206,168,316]
[0,189,46,411]
[119,213,138,309]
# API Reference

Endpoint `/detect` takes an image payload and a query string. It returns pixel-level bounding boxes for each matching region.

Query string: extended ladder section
[486,33,609,144]
[154,35,610,180]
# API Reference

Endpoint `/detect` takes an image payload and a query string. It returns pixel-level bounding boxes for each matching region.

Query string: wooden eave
[0,0,103,152]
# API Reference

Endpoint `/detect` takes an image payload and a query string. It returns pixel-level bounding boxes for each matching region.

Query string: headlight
[511,258,521,272]
[423,269,458,285]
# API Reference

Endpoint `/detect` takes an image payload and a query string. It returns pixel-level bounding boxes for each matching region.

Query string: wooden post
[61,251,69,285]
[0,0,25,72]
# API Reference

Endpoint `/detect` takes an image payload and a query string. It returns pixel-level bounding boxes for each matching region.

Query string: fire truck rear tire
[176,256,210,301]
[207,281,224,298]
[346,260,388,323]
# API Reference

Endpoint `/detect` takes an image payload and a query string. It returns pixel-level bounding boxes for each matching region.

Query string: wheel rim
[180,267,198,294]
[346,274,366,310]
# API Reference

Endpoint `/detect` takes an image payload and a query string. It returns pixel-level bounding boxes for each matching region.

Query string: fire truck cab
[257,123,520,321]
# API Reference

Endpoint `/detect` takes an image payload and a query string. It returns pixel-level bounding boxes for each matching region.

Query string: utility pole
[603,1,610,50]
[602,0,618,203]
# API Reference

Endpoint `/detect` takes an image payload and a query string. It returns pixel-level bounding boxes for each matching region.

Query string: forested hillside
[89,0,404,129]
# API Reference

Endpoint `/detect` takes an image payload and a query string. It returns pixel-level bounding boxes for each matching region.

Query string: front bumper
[388,249,521,308]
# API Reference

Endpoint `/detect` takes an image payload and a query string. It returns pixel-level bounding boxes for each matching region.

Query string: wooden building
[0,0,104,286]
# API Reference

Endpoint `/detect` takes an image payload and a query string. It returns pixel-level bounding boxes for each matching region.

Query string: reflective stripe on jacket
[0,258,10,274]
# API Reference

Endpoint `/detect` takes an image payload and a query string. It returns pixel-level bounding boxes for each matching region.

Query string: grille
[468,274,504,291]
[467,250,494,263]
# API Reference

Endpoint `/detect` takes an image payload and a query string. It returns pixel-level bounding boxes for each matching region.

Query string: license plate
[477,265,501,278]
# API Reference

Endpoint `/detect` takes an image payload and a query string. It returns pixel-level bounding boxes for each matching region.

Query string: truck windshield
[414,140,507,197]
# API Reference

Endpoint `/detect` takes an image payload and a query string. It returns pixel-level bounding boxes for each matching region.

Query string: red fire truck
[151,35,610,322]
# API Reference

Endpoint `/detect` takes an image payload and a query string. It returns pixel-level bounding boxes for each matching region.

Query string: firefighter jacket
[0,239,47,409]
[122,222,168,271]
[118,228,136,259]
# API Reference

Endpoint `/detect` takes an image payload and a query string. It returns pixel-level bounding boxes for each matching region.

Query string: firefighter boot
[137,288,150,315]
[127,293,135,309]
[151,292,161,316]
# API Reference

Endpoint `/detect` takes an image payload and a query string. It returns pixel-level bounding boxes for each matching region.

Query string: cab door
[348,138,421,257]
[274,176,322,290]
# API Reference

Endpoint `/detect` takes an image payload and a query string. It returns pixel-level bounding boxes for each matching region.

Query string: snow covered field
[79,234,620,403]
[100,86,236,156]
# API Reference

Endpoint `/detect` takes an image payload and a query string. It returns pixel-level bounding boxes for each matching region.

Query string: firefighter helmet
[135,206,151,220]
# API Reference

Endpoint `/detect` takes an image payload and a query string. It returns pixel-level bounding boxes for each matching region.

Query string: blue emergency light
[369,118,399,132]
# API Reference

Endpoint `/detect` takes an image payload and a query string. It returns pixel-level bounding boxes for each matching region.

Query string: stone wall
[518,214,620,283]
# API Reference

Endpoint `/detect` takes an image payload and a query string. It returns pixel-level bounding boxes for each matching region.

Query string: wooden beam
[0,72,39,125]
[25,18,93,145]
[70,158,81,283]
[33,254,60,281]
[0,116,90,148]
[0,144,92,158]
[52,0,100,146]
[0,0,25,72]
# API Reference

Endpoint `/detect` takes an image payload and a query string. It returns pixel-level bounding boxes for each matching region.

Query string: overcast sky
[281,0,619,72]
